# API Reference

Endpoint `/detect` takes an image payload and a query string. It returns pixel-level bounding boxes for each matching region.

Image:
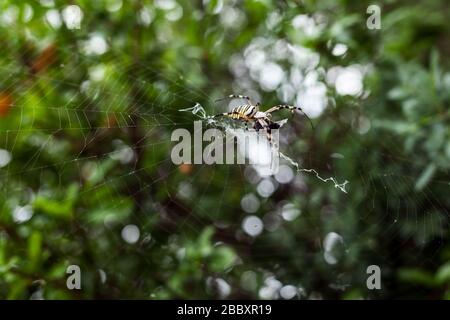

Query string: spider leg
[253,118,274,146]
[264,125,277,147]
[266,127,272,145]
[215,94,258,106]
[253,118,263,132]
[265,104,314,130]
[265,104,298,113]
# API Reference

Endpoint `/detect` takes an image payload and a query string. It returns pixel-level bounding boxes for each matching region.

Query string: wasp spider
[214,94,314,144]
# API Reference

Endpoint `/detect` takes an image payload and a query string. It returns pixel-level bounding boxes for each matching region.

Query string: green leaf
[415,163,436,191]
[436,262,450,284]
[32,183,79,219]
[398,268,438,287]
[28,231,43,272]
[210,246,236,272]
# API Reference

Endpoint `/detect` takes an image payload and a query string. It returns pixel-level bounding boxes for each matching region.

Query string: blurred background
[0,0,449,299]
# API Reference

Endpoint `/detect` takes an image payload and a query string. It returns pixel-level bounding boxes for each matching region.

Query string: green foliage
[0,0,449,299]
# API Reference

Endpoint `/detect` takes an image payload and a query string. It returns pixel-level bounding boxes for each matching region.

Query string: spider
[213,94,314,144]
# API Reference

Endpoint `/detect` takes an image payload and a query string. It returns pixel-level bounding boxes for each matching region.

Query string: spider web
[0,34,449,300]
[179,103,349,193]
[178,94,449,298]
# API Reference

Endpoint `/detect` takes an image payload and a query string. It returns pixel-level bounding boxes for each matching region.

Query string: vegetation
[0,0,449,299]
